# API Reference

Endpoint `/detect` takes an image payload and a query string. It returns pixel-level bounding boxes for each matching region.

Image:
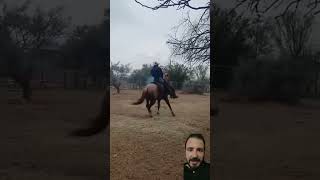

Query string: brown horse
[132,82,178,117]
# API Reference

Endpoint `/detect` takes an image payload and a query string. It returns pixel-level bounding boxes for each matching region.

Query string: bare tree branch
[274,10,314,57]
[134,0,210,66]
[233,0,320,17]
[134,0,209,10]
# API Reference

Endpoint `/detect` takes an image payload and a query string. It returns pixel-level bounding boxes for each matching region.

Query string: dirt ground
[0,88,107,180]
[110,89,210,180]
[214,92,320,180]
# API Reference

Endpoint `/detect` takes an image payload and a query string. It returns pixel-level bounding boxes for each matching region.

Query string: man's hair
[185,133,206,150]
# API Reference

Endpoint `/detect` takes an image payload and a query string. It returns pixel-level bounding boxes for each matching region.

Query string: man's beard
[187,157,203,170]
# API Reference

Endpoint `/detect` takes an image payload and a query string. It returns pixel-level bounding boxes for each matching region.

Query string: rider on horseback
[151,62,177,98]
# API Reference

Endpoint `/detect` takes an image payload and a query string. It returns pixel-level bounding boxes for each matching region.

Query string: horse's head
[164,73,169,82]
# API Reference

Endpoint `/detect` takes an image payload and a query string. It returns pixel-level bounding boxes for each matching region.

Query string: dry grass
[0,89,107,179]
[214,92,320,180]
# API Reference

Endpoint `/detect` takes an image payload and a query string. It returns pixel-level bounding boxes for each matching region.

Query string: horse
[132,81,178,117]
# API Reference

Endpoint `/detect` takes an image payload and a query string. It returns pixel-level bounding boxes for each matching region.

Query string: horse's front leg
[164,98,175,116]
[157,99,161,115]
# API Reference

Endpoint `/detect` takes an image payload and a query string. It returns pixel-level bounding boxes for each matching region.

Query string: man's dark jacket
[184,161,210,180]
[150,65,163,82]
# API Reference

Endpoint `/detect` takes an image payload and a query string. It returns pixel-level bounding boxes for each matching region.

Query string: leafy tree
[110,61,131,93]
[166,62,191,89]
[128,64,153,88]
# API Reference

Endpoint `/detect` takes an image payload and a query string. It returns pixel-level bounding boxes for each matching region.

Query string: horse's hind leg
[148,99,156,117]
[157,99,160,115]
[146,99,152,117]
[164,98,175,116]
[150,99,156,108]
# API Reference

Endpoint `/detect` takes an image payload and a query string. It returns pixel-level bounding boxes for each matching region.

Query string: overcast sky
[110,0,208,70]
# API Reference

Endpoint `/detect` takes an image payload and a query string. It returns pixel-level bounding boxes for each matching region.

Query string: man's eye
[197,148,204,152]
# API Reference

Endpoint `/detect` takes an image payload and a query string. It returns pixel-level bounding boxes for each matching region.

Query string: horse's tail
[70,116,107,136]
[70,93,109,137]
[132,89,147,105]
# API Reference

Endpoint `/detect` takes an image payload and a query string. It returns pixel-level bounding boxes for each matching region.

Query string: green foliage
[110,61,131,83]
[166,63,191,89]
[128,64,153,87]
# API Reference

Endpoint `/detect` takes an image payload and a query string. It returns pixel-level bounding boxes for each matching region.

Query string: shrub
[229,55,314,104]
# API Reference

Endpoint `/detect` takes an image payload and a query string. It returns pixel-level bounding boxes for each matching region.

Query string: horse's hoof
[172,113,175,117]
[157,112,159,115]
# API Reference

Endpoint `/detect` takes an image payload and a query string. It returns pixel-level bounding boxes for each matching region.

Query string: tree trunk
[11,73,32,102]
[115,85,120,93]
[112,81,121,93]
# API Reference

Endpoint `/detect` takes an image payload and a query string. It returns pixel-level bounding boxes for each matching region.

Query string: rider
[150,62,173,97]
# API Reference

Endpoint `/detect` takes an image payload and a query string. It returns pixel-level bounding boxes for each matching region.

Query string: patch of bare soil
[214,92,320,180]
[0,89,107,180]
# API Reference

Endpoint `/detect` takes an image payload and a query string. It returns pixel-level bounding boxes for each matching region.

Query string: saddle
[152,81,177,99]
[152,81,166,95]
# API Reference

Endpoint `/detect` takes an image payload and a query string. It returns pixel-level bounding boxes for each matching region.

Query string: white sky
[110,0,209,70]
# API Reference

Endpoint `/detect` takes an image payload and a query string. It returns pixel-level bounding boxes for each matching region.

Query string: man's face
[185,137,205,169]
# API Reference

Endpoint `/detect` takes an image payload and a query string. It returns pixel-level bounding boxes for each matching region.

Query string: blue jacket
[150,65,163,82]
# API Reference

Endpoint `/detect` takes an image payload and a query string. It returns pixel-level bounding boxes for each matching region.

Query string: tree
[62,9,108,86]
[128,64,153,88]
[134,0,209,10]
[213,6,256,88]
[0,1,69,101]
[247,17,274,58]
[1,1,69,50]
[166,62,191,89]
[214,7,254,66]
[135,0,210,66]
[62,22,108,86]
[273,11,314,57]
[167,9,210,66]
[0,24,31,101]
[193,65,209,82]
[232,0,320,17]
[110,61,131,93]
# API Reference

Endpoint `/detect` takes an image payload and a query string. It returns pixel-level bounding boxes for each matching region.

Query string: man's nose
[191,150,198,158]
